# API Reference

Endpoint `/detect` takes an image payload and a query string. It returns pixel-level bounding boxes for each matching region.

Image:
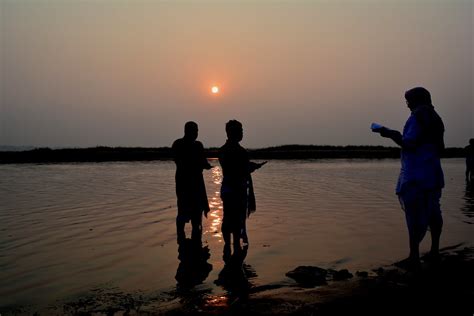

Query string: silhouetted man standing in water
[465,139,474,181]
[377,87,445,269]
[219,120,266,252]
[172,121,212,244]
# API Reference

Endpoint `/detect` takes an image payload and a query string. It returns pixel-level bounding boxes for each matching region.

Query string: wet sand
[158,245,474,316]
[4,245,472,315]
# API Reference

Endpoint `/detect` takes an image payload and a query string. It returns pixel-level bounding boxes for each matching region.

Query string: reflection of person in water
[172,121,212,244]
[465,139,474,181]
[214,245,256,302]
[219,120,266,251]
[462,182,474,224]
[175,238,213,288]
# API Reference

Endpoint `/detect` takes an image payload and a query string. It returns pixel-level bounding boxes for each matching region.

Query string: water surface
[1,159,472,309]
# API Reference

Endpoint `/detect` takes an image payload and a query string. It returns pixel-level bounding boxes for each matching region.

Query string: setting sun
[211,86,219,94]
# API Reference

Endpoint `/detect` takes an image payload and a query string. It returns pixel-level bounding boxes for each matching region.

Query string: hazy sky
[1,0,472,148]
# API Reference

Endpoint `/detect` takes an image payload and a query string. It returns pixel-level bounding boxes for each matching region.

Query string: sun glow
[211,86,219,94]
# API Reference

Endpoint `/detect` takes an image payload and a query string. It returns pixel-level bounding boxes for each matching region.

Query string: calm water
[1,159,473,309]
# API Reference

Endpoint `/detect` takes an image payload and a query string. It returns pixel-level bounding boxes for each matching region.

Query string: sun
[211,86,219,94]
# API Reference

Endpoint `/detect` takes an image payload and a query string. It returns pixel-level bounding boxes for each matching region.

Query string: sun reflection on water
[204,295,228,308]
[204,165,223,243]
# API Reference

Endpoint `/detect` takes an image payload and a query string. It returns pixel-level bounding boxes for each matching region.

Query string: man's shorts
[177,199,202,224]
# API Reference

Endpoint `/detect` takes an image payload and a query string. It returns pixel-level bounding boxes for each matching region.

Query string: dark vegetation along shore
[0,145,466,163]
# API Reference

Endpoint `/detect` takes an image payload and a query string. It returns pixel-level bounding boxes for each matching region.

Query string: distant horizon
[0,143,468,152]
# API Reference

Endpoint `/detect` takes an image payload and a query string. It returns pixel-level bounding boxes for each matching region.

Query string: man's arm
[198,142,212,170]
[203,160,212,170]
[249,161,267,173]
[171,140,180,164]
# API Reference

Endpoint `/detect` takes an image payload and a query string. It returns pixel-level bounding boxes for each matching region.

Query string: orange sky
[1,0,472,147]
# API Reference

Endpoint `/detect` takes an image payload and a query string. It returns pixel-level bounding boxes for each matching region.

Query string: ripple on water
[0,159,472,308]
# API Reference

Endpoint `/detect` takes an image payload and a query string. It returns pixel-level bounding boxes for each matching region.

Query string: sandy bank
[158,245,473,316]
[3,245,472,315]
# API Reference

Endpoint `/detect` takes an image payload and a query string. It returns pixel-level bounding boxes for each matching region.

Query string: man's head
[470,138,474,146]
[184,121,198,141]
[225,120,243,142]
[405,87,432,110]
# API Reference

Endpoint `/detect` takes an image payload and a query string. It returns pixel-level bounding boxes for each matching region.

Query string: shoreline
[0,145,466,164]
[4,244,473,315]
[157,244,474,316]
